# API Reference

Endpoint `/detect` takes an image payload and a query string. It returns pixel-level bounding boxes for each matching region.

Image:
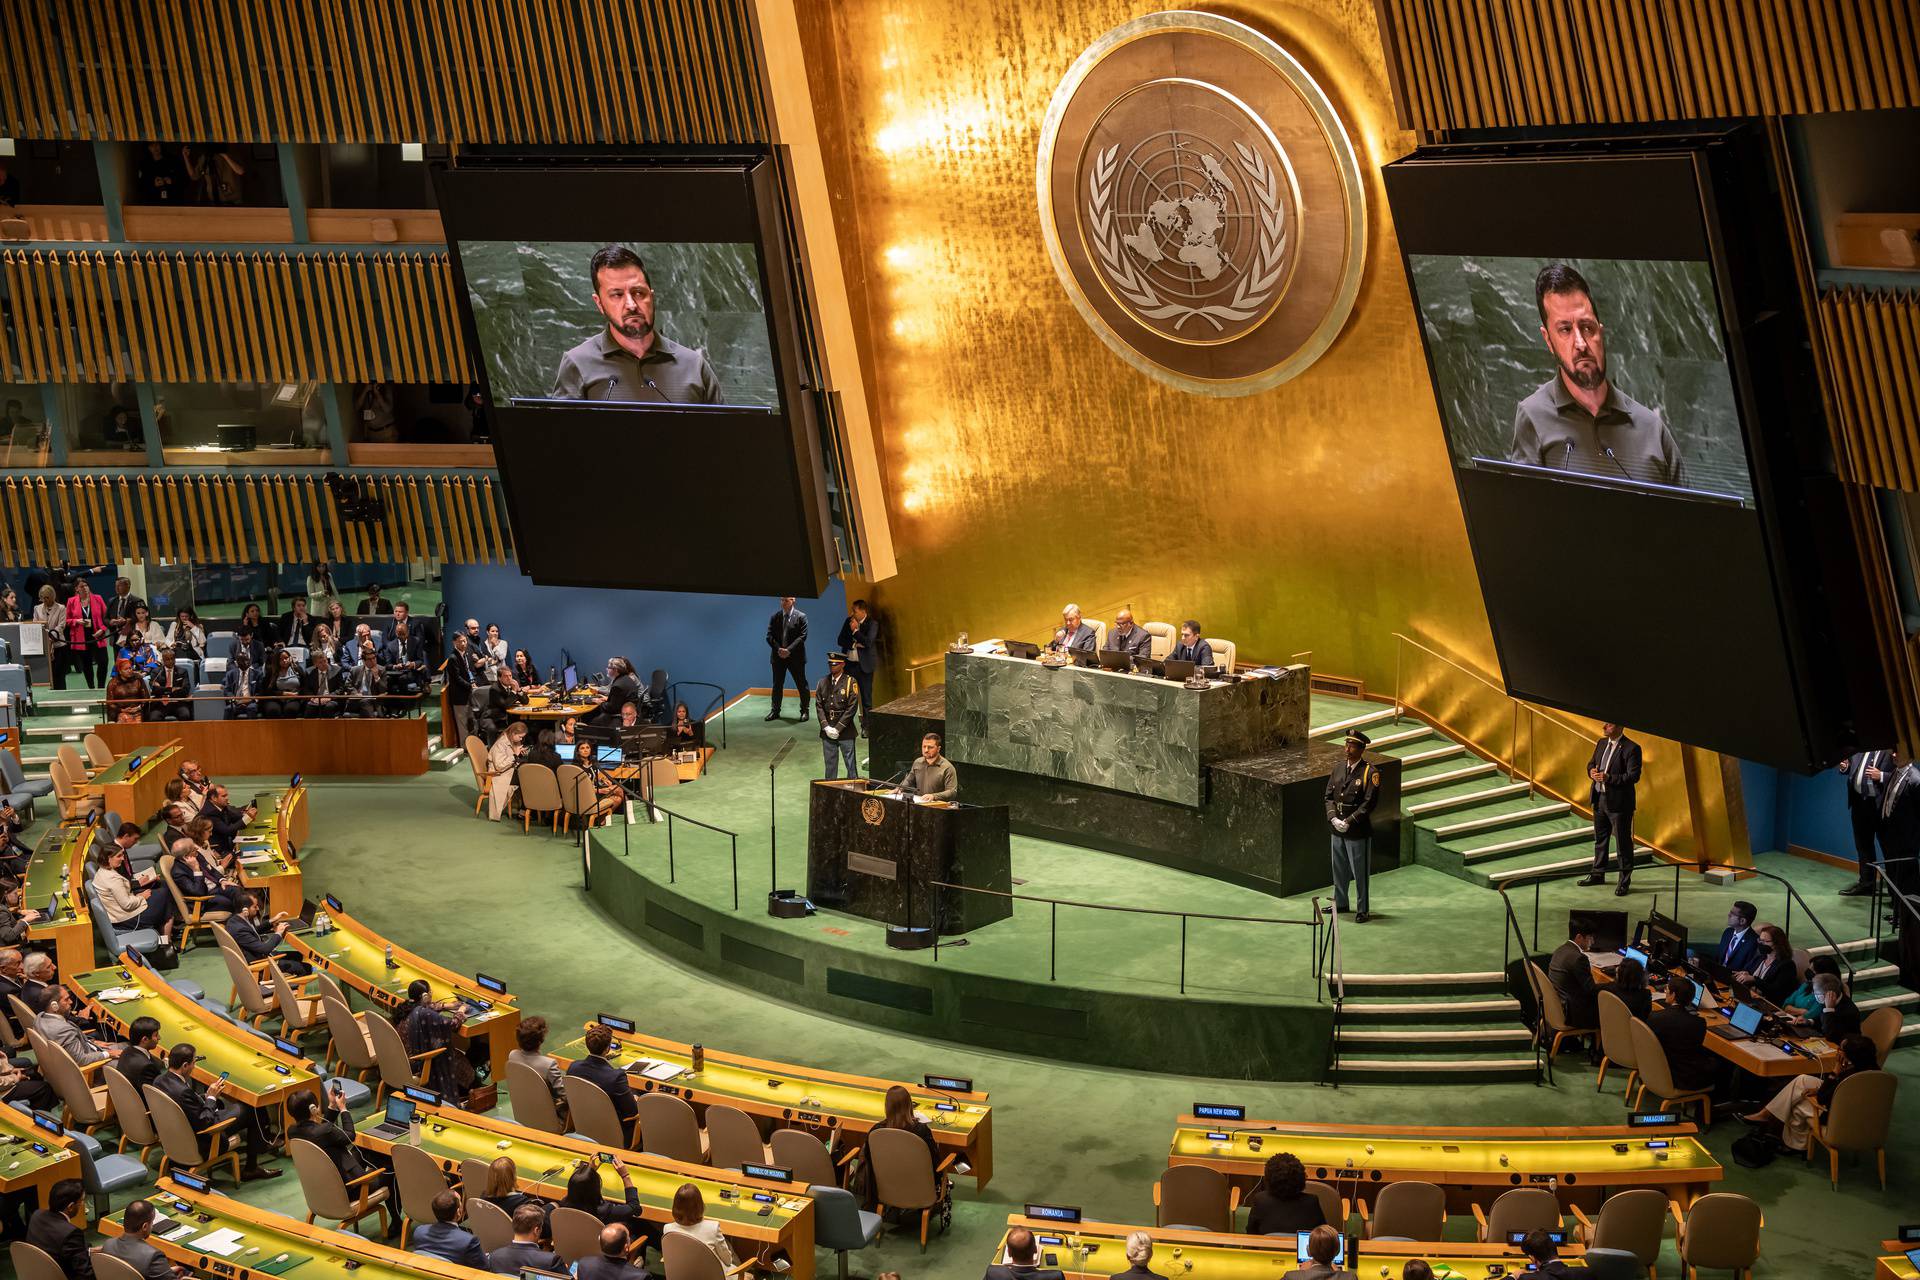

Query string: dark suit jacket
[1588,734,1641,813]
[153,1068,226,1131]
[445,650,476,702]
[837,615,879,674]
[1109,1269,1171,1280]
[1169,640,1214,666]
[1548,940,1599,1027]
[105,592,146,628]
[1277,1267,1358,1280]
[1050,623,1098,654]
[1245,1189,1325,1236]
[1715,927,1761,974]
[292,1101,370,1178]
[1815,997,1863,1041]
[302,665,344,702]
[1106,626,1153,660]
[199,798,251,851]
[1647,1006,1719,1088]
[1842,750,1893,811]
[221,663,261,701]
[574,1256,652,1280]
[488,1241,570,1275]
[358,598,395,615]
[169,856,228,903]
[1746,953,1798,1005]
[118,1044,165,1093]
[984,1266,1066,1280]
[593,673,640,725]
[225,913,283,963]
[27,1207,93,1279]
[411,1222,489,1270]
[767,608,808,663]
[0,973,25,1037]
[567,1053,639,1124]
[279,613,314,647]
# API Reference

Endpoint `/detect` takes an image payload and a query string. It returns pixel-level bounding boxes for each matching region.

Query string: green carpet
[28,694,1920,1277]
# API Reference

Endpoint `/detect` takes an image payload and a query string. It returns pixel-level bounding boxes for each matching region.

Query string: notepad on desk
[195,1228,247,1256]
[625,1058,686,1082]
[236,853,276,866]
[94,987,144,1004]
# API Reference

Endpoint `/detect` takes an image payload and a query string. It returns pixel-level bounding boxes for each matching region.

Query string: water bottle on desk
[690,1043,704,1074]
[384,943,398,970]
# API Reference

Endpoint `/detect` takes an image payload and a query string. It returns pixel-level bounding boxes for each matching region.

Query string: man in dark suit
[1647,976,1724,1092]
[221,649,262,719]
[383,621,427,714]
[0,948,30,1039]
[1837,749,1893,896]
[1878,756,1920,927]
[357,584,395,615]
[1168,619,1214,667]
[198,784,256,854]
[1548,921,1600,1033]
[589,657,640,726]
[565,1022,639,1142]
[445,632,477,746]
[1048,604,1099,656]
[574,1223,650,1280]
[146,647,192,721]
[99,1197,184,1280]
[1712,901,1760,973]
[487,1203,569,1274]
[288,1084,398,1237]
[1579,722,1641,895]
[836,598,880,726]
[1325,730,1381,923]
[766,596,809,722]
[412,1190,489,1268]
[225,891,312,976]
[1277,1225,1357,1280]
[26,1179,93,1278]
[302,651,343,718]
[279,598,314,648]
[105,577,145,631]
[116,1016,167,1093]
[1518,1229,1585,1279]
[152,1042,279,1179]
[985,1226,1067,1280]
[1105,608,1154,664]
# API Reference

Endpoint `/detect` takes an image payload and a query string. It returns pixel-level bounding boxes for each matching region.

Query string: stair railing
[1318,897,1344,1088]
[1495,885,1549,1086]
[1871,857,1917,956]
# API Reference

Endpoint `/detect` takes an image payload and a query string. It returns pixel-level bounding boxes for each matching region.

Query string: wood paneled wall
[0,0,767,144]
[1821,288,1920,492]
[0,249,470,384]
[0,472,511,565]
[1377,0,1920,132]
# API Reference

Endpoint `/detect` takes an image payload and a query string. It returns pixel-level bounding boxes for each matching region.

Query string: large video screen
[1410,254,1753,506]
[1385,134,1889,769]
[434,158,833,597]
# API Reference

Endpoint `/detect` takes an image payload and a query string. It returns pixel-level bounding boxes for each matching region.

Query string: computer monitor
[562,664,579,693]
[1622,946,1650,968]
[1295,1233,1349,1265]
[571,744,623,765]
[1003,640,1042,660]
[1162,658,1196,681]
[1728,1002,1764,1035]
[1645,909,1688,967]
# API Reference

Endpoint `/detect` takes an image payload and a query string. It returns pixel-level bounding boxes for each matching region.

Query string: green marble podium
[942,651,1310,806]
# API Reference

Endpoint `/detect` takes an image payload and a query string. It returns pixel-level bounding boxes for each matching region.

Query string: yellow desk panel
[288,901,520,1079]
[556,1024,994,1186]
[233,786,306,920]
[355,1102,814,1280]
[1879,1243,1919,1280]
[88,741,181,823]
[101,1176,492,1280]
[22,817,95,973]
[0,1100,83,1208]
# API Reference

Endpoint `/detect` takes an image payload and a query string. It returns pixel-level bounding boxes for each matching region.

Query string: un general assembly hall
[1,2,1919,1278]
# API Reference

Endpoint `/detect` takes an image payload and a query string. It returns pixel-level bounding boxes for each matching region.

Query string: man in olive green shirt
[550,244,725,405]
[901,732,958,803]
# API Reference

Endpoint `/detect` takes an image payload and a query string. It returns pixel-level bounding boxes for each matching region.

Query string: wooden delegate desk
[97,716,429,776]
[991,1215,1578,1280]
[1169,1116,1721,1213]
[85,740,180,824]
[806,779,1012,934]
[1594,960,1842,1078]
[511,687,607,721]
[67,957,324,1129]
[355,1101,815,1278]
[287,897,520,1078]
[233,784,308,920]
[1877,1240,1919,1280]
[101,1175,495,1280]
[22,817,96,973]
[553,1021,995,1188]
[0,1100,84,1209]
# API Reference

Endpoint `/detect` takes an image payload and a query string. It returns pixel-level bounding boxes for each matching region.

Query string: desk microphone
[644,377,673,403]
[603,375,619,402]
[1602,446,1634,482]
[1559,440,1575,469]
[872,763,911,791]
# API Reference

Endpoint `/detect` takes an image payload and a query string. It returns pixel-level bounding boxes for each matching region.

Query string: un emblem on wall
[1038,12,1366,394]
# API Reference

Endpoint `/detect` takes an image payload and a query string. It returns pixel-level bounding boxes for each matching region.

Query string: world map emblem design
[1038,12,1367,394]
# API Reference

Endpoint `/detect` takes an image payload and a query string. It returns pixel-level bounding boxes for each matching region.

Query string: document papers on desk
[1587,950,1625,970]
[626,1058,686,1082]
[1744,1041,1794,1061]
[194,1227,248,1256]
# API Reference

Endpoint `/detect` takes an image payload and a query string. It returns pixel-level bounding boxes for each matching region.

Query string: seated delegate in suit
[225,889,313,976]
[591,657,641,725]
[1791,971,1862,1040]
[1278,1226,1357,1280]
[384,621,427,713]
[1708,901,1761,973]
[1734,924,1799,1006]
[1244,1151,1325,1236]
[170,839,244,914]
[356,584,395,615]
[302,651,344,717]
[26,1180,94,1280]
[100,1197,183,1280]
[574,1224,650,1280]
[31,985,120,1066]
[1547,920,1600,1031]
[566,1022,640,1140]
[1105,607,1153,663]
[346,645,387,718]
[487,1202,569,1275]
[279,598,315,648]
[145,646,192,721]
[198,784,257,853]
[986,1226,1067,1280]
[1518,1230,1584,1280]
[1648,976,1723,1091]
[1168,619,1213,667]
[221,649,262,719]
[288,1083,400,1236]
[412,1190,489,1268]
[117,1017,167,1093]
[1046,603,1098,655]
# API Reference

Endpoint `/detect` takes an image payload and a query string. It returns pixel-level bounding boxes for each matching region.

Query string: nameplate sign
[847,851,898,880]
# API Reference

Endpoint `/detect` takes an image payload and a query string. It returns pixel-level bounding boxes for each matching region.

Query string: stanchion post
[768,739,795,893]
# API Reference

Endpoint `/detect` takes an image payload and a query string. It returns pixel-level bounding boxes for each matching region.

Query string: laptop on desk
[1162,658,1196,682]
[1096,649,1133,672]
[1707,1001,1765,1041]
[1003,640,1042,660]
[367,1096,417,1138]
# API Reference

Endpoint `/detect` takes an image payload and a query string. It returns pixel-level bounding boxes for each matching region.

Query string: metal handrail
[651,805,741,911]
[1495,887,1551,1086]
[666,680,729,750]
[1392,630,1507,697]
[1870,856,1918,952]
[1320,899,1344,1088]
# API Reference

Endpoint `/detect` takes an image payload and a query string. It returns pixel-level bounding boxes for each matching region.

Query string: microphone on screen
[1559,440,1575,469]
[1602,446,1634,482]
[603,375,619,402]
[644,377,673,403]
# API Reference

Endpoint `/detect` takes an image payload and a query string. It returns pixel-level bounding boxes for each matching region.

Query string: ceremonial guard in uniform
[815,652,862,780]
[1325,728,1381,922]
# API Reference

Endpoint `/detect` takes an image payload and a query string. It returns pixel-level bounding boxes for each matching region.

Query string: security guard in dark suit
[1838,749,1893,895]
[1580,722,1641,895]
[1325,729,1381,922]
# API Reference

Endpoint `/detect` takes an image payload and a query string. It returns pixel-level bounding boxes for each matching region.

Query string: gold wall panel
[0,249,471,384]
[0,472,509,566]
[0,0,766,144]
[1820,287,1920,493]
[1376,0,1920,131]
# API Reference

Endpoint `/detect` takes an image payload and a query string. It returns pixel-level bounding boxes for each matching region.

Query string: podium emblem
[861,797,886,826]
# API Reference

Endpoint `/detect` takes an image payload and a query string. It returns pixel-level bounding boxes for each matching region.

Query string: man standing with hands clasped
[765,595,809,722]
[1325,729,1381,923]
[1580,722,1641,895]
[816,652,861,780]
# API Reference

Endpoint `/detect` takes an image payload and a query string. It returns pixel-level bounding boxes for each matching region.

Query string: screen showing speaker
[1385,128,1890,769]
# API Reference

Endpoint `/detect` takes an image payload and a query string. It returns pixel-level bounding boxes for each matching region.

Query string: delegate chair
[548,1206,606,1264]
[465,736,506,818]
[1596,990,1641,1102]
[516,763,563,833]
[636,1090,707,1164]
[1301,1181,1347,1233]
[1805,1069,1897,1190]
[561,1074,631,1149]
[143,1083,244,1184]
[1582,1249,1650,1280]
[771,1127,851,1189]
[465,1197,514,1252]
[213,926,280,1026]
[10,1242,65,1280]
[48,756,102,821]
[391,1141,453,1240]
[1628,1018,1713,1124]
[1475,1186,1561,1242]
[160,852,233,950]
[82,733,115,769]
[705,1103,769,1171]
[1143,621,1176,660]
[662,1230,755,1280]
[1527,959,1596,1059]
[267,959,326,1039]
[0,749,52,803]
[29,1030,114,1134]
[1861,1006,1902,1065]
[86,881,163,959]
[507,1058,567,1134]
[1571,1188,1667,1279]
[1361,1180,1445,1241]
[102,1064,161,1167]
[1154,1163,1238,1232]
[367,1010,445,1101]
[867,1125,957,1251]
[291,1136,392,1237]
[319,984,379,1082]
[1204,638,1237,671]
[56,743,95,783]
[95,1255,149,1280]
[811,1184,884,1280]
[1674,1192,1761,1279]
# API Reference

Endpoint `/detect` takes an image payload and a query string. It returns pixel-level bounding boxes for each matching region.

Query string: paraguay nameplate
[1037,11,1366,395]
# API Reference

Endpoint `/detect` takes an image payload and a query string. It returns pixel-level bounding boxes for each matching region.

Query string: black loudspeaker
[767,890,813,919]
[885,925,934,951]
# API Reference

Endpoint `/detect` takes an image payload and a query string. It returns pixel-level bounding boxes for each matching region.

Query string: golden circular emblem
[1037,11,1366,395]
[861,797,885,826]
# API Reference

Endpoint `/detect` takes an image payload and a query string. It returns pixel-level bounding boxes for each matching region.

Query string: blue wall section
[442,563,846,709]
[1741,758,1858,862]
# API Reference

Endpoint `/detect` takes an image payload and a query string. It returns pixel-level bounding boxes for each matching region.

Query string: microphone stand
[768,739,795,892]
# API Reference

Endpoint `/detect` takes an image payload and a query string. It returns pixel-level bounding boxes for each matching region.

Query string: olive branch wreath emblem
[1087,140,1288,332]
